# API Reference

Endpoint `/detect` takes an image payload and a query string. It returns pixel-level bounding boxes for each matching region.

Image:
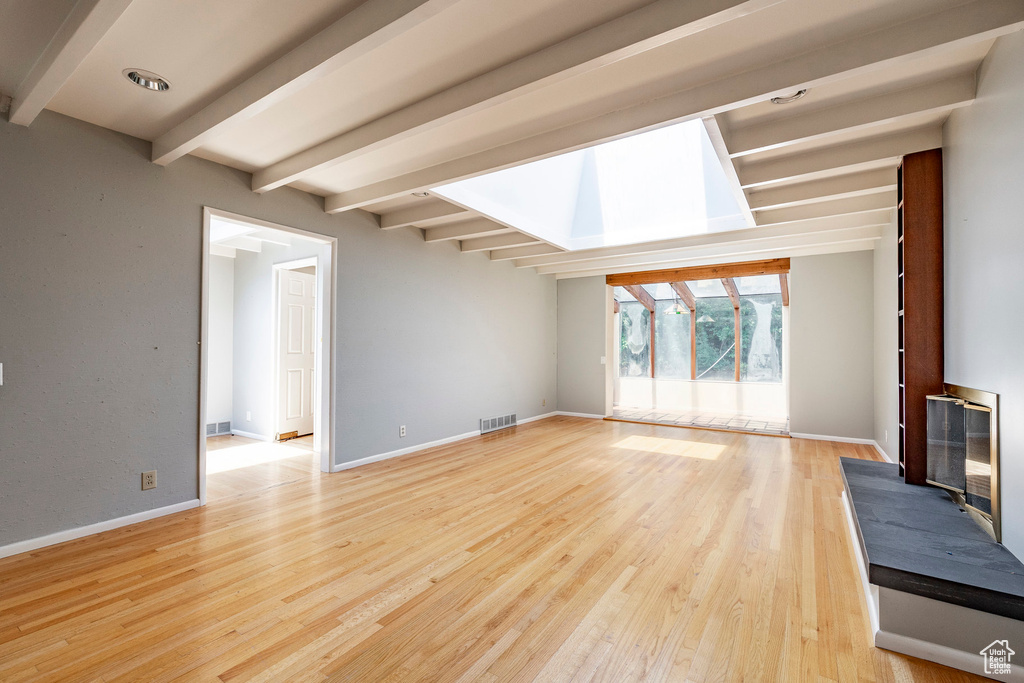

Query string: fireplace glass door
[926,396,966,492]
[965,404,993,515]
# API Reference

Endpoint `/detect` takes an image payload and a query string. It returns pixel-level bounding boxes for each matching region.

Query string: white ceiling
[4,0,1023,276]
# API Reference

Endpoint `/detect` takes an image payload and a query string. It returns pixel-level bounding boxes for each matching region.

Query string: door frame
[271,257,319,443]
[199,207,337,505]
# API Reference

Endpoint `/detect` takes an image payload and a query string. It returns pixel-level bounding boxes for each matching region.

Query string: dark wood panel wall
[899,149,945,485]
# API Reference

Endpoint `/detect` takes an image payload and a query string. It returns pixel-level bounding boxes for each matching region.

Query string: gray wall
[556,276,607,415]
[206,254,234,426]
[943,31,1024,559]
[873,216,899,459]
[231,241,323,439]
[0,111,556,548]
[789,251,875,439]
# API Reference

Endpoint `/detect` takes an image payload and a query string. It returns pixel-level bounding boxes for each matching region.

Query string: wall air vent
[480,413,517,434]
[206,422,232,437]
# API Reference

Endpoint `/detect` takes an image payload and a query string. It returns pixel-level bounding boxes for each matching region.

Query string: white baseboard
[790,432,876,445]
[875,629,1024,681]
[872,441,895,464]
[0,499,202,560]
[555,411,606,419]
[331,430,481,472]
[230,429,272,441]
[518,411,558,424]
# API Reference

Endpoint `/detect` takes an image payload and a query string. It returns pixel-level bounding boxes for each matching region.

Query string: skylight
[432,119,749,251]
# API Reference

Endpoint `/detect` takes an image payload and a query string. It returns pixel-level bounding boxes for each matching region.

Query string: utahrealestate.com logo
[981,640,1015,676]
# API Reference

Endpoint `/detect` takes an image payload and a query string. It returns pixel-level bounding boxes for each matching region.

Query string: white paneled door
[276,269,316,437]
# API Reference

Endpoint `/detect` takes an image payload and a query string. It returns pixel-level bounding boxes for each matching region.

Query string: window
[614,271,787,383]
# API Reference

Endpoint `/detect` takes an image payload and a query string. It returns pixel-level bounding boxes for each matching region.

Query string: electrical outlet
[246,411,252,421]
[142,470,157,491]
[542,398,546,407]
[884,429,888,443]
[399,425,406,438]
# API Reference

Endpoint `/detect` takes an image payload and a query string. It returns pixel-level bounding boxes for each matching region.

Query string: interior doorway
[198,208,336,504]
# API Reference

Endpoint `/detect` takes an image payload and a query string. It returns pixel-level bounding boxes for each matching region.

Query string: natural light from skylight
[432,119,749,251]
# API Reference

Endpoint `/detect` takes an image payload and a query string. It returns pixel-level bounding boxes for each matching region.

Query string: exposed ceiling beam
[745,168,896,210]
[251,0,781,192]
[514,210,891,269]
[423,219,510,242]
[9,0,134,126]
[488,244,564,261]
[536,225,884,276]
[151,0,458,165]
[555,239,880,280]
[726,73,976,157]
[324,0,1024,212]
[380,201,468,229]
[754,191,897,226]
[703,115,756,228]
[669,282,696,311]
[722,278,741,307]
[779,273,789,306]
[737,127,943,188]
[609,259,789,287]
[622,285,656,312]
[460,233,540,253]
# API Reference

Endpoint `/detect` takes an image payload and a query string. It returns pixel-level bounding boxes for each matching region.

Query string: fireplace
[926,384,1000,541]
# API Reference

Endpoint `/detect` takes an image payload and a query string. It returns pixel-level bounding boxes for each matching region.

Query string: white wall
[789,251,875,439]
[206,254,234,426]
[873,216,899,460]
[617,378,787,418]
[0,111,557,549]
[943,31,1024,559]
[556,276,608,415]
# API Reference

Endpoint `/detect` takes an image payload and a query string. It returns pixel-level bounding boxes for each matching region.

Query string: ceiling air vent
[480,413,517,435]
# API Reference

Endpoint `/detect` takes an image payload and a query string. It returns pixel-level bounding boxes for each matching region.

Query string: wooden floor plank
[0,417,985,682]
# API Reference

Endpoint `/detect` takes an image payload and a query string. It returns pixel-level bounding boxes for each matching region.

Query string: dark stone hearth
[841,457,1024,621]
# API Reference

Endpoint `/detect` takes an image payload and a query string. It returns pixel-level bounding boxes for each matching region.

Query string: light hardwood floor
[0,417,983,682]
[206,434,318,500]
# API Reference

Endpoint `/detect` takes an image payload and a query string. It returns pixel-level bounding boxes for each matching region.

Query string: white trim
[790,432,876,444]
[842,490,880,635]
[873,441,895,464]
[0,499,201,560]
[555,411,607,419]
[230,429,273,442]
[331,430,480,472]
[875,629,1024,682]
[518,411,558,424]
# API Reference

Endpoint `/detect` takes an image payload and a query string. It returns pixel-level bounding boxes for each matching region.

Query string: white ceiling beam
[514,211,891,269]
[380,201,468,229]
[9,0,134,126]
[150,0,458,165]
[218,235,263,253]
[553,239,881,279]
[745,169,896,210]
[423,219,510,242]
[461,233,540,253]
[489,244,564,261]
[251,0,781,192]
[533,225,884,276]
[703,115,756,228]
[324,0,1024,212]
[738,127,942,187]
[727,73,976,157]
[753,192,896,226]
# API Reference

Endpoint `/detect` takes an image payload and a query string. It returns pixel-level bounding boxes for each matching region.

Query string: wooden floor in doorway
[0,417,982,681]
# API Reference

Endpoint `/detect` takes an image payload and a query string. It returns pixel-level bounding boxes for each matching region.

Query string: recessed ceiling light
[770,89,807,105]
[123,68,170,92]
[411,191,430,197]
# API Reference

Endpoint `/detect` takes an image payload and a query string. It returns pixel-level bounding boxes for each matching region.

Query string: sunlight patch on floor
[208,440,313,474]
[611,434,726,460]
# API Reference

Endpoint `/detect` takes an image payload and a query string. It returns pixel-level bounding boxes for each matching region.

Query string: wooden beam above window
[669,282,696,311]
[605,258,789,287]
[780,273,790,306]
[621,285,655,312]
